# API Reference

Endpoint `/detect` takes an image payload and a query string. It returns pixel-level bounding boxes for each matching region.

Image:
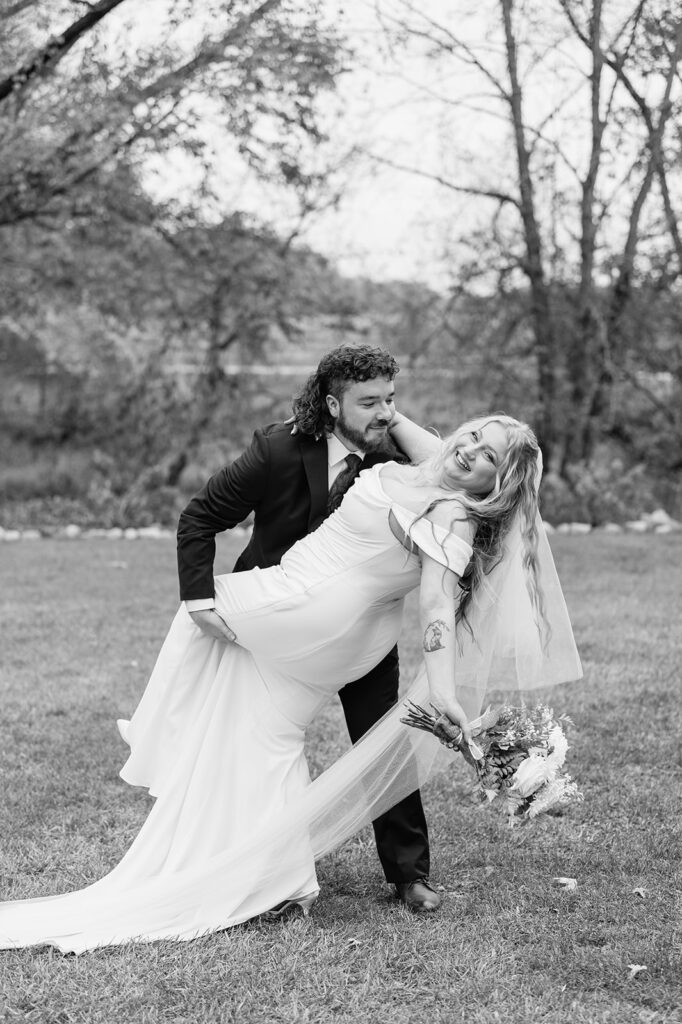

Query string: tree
[0,0,347,491]
[371,0,682,483]
[0,0,344,226]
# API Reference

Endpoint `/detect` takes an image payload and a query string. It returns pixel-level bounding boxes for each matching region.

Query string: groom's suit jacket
[177,422,396,601]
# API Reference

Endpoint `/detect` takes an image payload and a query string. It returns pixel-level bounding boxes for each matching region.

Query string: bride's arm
[388,411,443,463]
[417,503,475,745]
[418,556,473,746]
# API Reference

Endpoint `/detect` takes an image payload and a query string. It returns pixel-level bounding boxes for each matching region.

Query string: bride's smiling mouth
[454,450,470,471]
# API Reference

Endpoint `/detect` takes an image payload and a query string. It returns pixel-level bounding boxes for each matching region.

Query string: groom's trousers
[338,646,430,883]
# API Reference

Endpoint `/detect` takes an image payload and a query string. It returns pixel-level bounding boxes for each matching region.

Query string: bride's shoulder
[424,494,475,546]
[375,460,415,480]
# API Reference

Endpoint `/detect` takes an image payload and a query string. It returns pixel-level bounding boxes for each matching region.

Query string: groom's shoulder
[254,422,323,458]
[255,421,294,444]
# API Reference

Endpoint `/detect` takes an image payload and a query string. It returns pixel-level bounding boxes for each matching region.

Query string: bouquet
[401,701,582,825]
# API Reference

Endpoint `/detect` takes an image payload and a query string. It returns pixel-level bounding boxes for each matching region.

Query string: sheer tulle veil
[298,447,583,866]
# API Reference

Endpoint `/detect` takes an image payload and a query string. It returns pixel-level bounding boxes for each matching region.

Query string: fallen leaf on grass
[627,964,647,980]
[631,888,647,898]
[551,877,577,891]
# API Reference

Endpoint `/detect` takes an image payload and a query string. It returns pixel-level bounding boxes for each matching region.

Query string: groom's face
[327,377,396,452]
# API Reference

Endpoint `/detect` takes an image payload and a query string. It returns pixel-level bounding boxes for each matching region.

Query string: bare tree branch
[379,0,510,101]
[609,23,682,272]
[605,0,650,53]
[0,0,130,104]
[2,0,40,17]
[365,149,520,207]
[619,364,682,435]
[127,0,285,106]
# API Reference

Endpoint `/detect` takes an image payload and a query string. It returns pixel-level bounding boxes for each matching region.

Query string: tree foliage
[0,0,347,500]
[373,0,682,487]
[0,0,344,223]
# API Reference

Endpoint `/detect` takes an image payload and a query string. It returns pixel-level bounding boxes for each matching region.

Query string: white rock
[21,529,42,540]
[137,525,165,539]
[646,508,674,526]
[84,528,110,538]
[124,527,139,540]
[646,510,681,531]
[2,529,21,542]
[625,520,649,533]
[107,527,124,539]
[556,522,591,535]
[63,524,82,539]
[601,523,623,533]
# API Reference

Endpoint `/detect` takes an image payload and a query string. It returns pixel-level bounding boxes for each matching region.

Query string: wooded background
[1,0,680,528]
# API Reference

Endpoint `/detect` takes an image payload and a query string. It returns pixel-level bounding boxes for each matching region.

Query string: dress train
[0,464,581,953]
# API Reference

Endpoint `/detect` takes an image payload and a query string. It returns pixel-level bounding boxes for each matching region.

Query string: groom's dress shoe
[395,878,441,912]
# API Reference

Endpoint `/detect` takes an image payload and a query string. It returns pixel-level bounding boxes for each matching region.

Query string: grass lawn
[1,533,681,1024]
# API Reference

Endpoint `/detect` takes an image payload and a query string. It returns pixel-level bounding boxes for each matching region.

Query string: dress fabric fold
[0,464,582,953]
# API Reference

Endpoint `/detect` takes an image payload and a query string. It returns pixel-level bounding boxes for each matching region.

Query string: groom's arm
[177,429,269,603]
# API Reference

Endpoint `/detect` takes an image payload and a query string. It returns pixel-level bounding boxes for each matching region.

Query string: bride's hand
[189,609,237,643]
[387,409,404,433]
[430,696,473,748]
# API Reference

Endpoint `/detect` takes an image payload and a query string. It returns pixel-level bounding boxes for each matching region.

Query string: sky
[136,0,521,287]
[133,0,660,288]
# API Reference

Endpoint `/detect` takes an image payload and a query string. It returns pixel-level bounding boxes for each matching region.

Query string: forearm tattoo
[423,619,449,653]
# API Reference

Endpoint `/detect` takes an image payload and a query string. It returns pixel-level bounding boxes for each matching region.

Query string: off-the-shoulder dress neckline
[373,461,462,516]
[372,462,472,559]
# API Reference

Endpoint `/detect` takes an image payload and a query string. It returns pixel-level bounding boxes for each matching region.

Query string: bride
[0,414,581,953]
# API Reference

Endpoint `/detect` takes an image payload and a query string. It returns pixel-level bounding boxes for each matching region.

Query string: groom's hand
[189,609,237,643]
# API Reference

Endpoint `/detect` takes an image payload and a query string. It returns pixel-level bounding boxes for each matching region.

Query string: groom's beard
[336,411,393,453]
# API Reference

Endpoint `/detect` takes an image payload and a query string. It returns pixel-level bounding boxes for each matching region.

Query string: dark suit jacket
[177,422,398,601]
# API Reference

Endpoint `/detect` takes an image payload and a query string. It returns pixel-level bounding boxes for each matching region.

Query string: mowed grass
[1,534,681,1024]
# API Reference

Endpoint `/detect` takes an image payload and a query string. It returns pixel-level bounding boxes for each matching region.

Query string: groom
[177,344,441,913]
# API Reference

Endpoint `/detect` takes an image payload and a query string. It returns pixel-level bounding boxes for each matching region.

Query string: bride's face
[441,420,509,495]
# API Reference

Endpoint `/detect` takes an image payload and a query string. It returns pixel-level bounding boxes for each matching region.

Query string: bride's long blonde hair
[418,414,544,637]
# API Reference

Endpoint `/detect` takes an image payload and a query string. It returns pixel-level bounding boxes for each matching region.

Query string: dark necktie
[327,453,363,514]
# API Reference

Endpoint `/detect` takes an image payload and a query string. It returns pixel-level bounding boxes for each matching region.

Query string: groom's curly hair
[292,345,400,437]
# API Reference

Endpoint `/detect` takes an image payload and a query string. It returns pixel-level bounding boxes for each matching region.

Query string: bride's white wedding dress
[0,464,581,953]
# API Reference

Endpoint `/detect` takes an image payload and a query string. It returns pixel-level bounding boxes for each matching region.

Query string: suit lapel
[299,434,328,529]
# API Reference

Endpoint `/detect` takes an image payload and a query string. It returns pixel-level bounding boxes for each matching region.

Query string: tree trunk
[500,0,557,466]
[565,0,605,466]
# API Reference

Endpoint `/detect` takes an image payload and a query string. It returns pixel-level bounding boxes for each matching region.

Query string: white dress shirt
[186,436,365,613]
[326,433,365,488]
